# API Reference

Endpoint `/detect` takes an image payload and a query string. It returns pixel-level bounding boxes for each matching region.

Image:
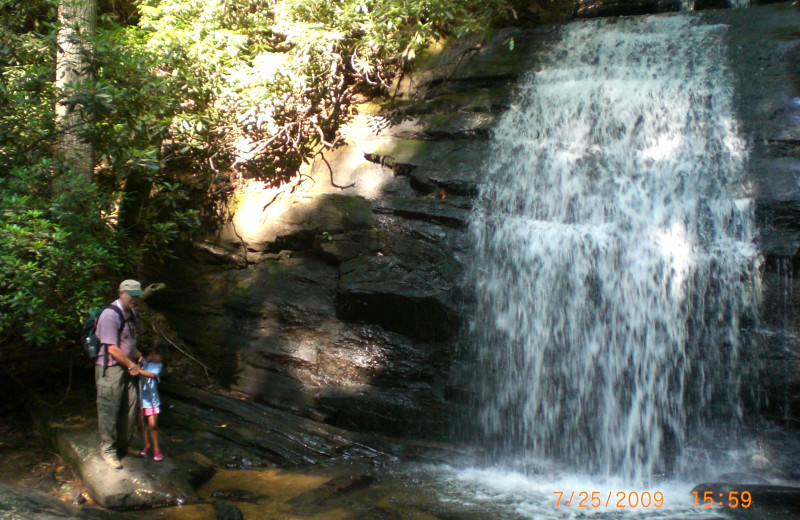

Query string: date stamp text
[553,491,664,508]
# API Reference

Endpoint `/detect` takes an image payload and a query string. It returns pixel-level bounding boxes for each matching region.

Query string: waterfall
[468,14,762,482]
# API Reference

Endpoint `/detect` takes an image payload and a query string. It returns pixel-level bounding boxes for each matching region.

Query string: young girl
[137,342,165,461]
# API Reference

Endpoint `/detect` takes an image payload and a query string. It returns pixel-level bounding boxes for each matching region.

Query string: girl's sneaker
[153,450,163,462]
[139,447,150,457]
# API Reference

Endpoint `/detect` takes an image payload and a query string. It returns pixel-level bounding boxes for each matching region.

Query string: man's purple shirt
[94,300,135,366]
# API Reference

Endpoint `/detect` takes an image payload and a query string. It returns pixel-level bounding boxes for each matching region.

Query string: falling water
[468,14,761,482]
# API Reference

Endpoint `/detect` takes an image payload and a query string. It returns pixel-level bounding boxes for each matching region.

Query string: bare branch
[317,150,354,190]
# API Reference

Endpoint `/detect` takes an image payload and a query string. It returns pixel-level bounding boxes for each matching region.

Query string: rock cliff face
[147,4,800,437]
[146,26,555,437]
[729,4,800,422]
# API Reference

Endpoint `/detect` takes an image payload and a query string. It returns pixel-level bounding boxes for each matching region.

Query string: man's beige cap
[119,279,144,296]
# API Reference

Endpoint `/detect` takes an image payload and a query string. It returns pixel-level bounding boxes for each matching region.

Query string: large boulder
[30,410,198,510]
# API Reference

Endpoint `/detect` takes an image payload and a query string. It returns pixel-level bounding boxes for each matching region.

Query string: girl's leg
[136,408,150,451]
[148,414,160,454]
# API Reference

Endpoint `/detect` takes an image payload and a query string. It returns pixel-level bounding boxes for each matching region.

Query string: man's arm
[107,345,140,375]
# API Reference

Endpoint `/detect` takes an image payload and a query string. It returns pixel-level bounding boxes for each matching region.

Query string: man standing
[95,279,143,469]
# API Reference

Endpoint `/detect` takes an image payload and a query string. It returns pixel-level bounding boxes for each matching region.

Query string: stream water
[462,6,763,509]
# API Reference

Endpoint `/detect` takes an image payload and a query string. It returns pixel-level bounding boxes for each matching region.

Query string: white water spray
[468,14,761,482]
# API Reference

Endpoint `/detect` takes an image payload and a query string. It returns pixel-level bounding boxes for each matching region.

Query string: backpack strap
[100,304,128,377]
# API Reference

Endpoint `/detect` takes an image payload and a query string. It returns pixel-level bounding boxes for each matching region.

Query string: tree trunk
[55,0,97,186]
[118,170,152,237]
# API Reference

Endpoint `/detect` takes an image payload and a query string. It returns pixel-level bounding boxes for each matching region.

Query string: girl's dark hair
[149,339,165,356]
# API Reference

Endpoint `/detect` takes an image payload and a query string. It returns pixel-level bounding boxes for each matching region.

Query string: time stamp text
[553,490,752,509]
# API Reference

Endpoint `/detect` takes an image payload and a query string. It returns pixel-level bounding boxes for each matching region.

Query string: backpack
[80,305,126,364]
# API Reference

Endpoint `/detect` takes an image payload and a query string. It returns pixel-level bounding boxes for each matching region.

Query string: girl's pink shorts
[143,407,160,417]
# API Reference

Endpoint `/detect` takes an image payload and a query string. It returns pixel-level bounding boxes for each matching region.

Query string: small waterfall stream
[467,13,762,483]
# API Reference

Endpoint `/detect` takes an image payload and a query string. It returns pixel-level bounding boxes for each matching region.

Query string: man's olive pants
[95,364,137,458]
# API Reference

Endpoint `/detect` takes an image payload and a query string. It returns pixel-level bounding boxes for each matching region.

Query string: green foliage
[0,163,120,345]
[88,23,212,257]
[0,0,210,348]
[0,0,58,171]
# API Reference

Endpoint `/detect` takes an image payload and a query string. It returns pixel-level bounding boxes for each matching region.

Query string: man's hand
[129,365,140,376]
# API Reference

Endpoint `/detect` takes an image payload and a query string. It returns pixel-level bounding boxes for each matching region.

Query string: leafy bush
[0,163,120,345]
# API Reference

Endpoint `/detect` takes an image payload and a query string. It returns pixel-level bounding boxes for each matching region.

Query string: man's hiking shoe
[153,450,163,462]
[102,453,122,469]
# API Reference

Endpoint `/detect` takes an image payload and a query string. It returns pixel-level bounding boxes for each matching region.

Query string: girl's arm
[138,362,162,380]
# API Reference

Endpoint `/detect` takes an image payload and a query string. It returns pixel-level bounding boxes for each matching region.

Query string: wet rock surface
[160,382,391,465]
[720,3,800,422]
[213,499,243,520]
[287,473,376,515]
[0,483,145,519]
